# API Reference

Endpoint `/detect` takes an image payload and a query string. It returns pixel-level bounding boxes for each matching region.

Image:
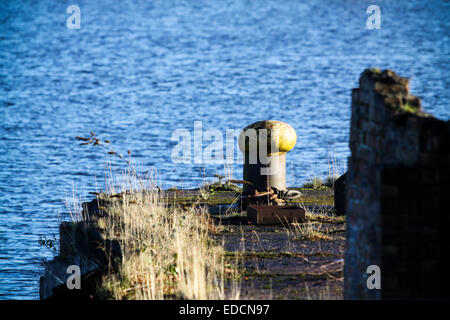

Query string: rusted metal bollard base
[247,205,306,225]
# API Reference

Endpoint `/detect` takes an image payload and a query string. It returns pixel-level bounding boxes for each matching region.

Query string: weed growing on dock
[284,204,344,242]
[305,210,345,224]
[289,223,332,241]
[301,148,343,189]
[302,177,325,189]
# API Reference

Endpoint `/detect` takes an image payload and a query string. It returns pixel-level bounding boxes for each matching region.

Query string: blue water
[0,0,449,299]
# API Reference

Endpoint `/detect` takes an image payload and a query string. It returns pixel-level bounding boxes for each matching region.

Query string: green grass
[302,177,325,189]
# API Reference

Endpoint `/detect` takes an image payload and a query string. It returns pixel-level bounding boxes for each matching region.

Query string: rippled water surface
[0,0,449,299]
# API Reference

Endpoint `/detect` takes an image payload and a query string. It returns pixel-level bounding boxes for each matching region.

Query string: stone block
[334,172,347,215]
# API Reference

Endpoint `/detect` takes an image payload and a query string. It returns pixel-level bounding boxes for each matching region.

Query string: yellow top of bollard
[238,120,297,154]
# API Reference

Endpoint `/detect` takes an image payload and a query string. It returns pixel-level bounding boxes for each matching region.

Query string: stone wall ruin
[344,69,450,299]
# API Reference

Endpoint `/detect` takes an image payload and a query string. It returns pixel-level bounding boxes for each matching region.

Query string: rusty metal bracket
[246,205,306,225]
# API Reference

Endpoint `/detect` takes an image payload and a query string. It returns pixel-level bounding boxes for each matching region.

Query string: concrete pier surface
[40,186,343,300]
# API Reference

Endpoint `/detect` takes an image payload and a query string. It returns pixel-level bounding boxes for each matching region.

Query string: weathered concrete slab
[41,186,342,300]
[214,221,345,299]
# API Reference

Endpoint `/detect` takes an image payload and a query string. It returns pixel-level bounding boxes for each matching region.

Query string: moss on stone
[401,103,419,113]
[370,68,381,74]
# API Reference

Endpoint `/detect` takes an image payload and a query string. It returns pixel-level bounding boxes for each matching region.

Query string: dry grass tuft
[305,210,345,224]
[282,202,343,242]
[289,222,332,241]
[94,171,240,300]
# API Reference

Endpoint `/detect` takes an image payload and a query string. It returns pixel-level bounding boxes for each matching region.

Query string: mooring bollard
[238,120,297,194]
